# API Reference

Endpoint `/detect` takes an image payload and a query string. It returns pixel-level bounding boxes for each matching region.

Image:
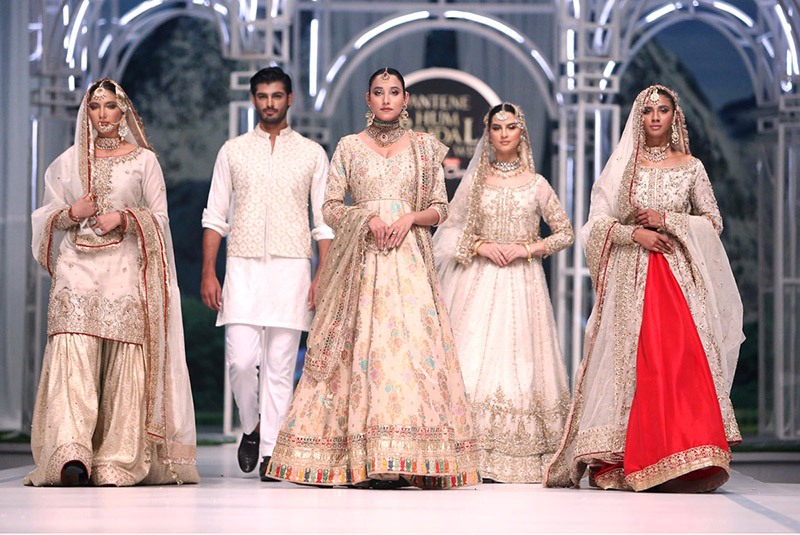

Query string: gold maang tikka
[647,89,660,107]
[381,67,391,81]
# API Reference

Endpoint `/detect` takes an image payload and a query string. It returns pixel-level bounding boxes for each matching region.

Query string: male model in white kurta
[201,67,332,480]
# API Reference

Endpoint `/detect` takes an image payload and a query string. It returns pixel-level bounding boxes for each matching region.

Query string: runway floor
[1,444,799,533]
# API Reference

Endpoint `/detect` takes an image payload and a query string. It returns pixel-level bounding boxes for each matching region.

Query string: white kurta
[202,127,333,331]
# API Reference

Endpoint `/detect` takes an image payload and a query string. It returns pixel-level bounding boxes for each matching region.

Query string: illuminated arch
[312,11,559,119]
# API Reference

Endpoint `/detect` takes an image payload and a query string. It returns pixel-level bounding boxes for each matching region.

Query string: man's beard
[258,107,287,126]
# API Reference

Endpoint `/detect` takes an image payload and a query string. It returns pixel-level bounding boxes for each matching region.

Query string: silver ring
[94,228,103,235]
[391,230,396,234]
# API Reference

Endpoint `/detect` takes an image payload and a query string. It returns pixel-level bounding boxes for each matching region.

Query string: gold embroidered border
[47,288,144,344]
[593,466,629,490]
[91,464,137,487]
[624,444,731,491]
[43,442,93,486]
[267,424,480,487]
[477,448,551,483]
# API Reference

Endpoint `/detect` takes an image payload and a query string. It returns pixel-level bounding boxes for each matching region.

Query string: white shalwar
[202,126,333,458]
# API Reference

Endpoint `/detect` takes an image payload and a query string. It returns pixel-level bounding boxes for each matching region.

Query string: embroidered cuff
[431,203,448,226]
[609,223,638,246]
[53,208,77,231]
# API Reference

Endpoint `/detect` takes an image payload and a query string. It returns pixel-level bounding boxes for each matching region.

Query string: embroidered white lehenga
[26,79,199,486]
[433,105,573,482]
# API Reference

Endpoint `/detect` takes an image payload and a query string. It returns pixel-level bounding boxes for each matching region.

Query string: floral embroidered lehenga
[266,132,480,488]
[433,105,573,483]
[26,80,199,486]
[544,85,744,492]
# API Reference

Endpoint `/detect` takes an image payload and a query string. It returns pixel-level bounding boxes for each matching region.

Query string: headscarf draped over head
[30,78,200,484]
[75,78,153,197]
[543,84,743,488]
[432,102,535,267]
[580,84,689,280]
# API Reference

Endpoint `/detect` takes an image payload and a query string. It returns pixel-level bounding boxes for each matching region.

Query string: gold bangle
[67,207,81,223]
[523,243,533,263]
[473,239,485,256]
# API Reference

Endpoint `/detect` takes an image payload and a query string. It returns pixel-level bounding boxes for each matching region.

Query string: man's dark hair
[250,67,293,95]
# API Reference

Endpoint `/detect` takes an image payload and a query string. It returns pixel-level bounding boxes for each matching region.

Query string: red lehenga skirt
[594,252,731,492]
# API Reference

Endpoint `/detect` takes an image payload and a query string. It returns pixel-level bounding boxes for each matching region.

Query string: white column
[0,0,33,431]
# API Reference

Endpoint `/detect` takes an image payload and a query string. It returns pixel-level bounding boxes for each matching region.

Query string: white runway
[1,444,799,533]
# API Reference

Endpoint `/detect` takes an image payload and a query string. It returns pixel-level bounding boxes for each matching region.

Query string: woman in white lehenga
[544,85,743,493]
[433,103,573,483]
[26,79,200,487]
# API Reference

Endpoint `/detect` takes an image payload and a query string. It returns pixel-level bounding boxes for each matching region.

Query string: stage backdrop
[404,68,501,197]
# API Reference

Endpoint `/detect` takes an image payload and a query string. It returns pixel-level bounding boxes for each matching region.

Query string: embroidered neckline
[638,157,696,171]
[482,175,539,190]
[94,146,143,162]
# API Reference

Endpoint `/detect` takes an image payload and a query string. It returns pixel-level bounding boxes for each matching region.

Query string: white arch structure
[5,0,800,438]
[310,11,559,120]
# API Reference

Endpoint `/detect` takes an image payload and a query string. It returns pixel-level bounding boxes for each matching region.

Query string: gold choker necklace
[366,119,405,147]
[95,137,122,150]
[642,144,668,163]
[490,159,525,179]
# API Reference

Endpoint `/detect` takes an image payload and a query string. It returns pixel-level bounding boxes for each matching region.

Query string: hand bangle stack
[119,211,127,232]
[524,243,533,263]
[473,239,485,256]
[67,207,82,223]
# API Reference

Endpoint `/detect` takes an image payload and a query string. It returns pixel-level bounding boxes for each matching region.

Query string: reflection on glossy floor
[1,444,799,533]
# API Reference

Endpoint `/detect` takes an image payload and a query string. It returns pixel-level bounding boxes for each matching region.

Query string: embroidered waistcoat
[225,128,321,258]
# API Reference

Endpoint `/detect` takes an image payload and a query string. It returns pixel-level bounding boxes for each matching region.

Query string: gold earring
[400,104,409,128]
[118,116,129,138]
[365,107,375,127]
[670,122,679,145]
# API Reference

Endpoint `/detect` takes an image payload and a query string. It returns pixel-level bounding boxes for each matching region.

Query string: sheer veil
[433,103,536,269]
[30,79,199,482]
[583,85,742,390]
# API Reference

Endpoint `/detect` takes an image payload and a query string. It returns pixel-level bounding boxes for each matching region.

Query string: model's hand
[635,209,663,229]
[500,243,541,263]
[477,242,510,266]
[308,273,320,311]
[369,216,391,250]
[71,192,97,220]
[89,211,124,235]
[386,213,415,249]
[633,228,674,254]
[201,274,222,311]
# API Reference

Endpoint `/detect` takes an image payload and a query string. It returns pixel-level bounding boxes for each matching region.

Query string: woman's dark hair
[487,102,518,125]
[88,79,117,96]
[368,67,405,92]
[250,67,293,95]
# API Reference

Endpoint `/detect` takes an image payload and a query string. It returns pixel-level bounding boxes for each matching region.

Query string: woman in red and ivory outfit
[544,85,743,492]
[26,79,199,487]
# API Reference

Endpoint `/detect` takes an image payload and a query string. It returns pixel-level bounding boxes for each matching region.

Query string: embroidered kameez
[26,80,199,486]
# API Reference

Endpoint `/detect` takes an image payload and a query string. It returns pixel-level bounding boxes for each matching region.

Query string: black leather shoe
[259,456,279,482]
[237,430,260,473]
[60,461,89,487]
[368,477,411,489]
